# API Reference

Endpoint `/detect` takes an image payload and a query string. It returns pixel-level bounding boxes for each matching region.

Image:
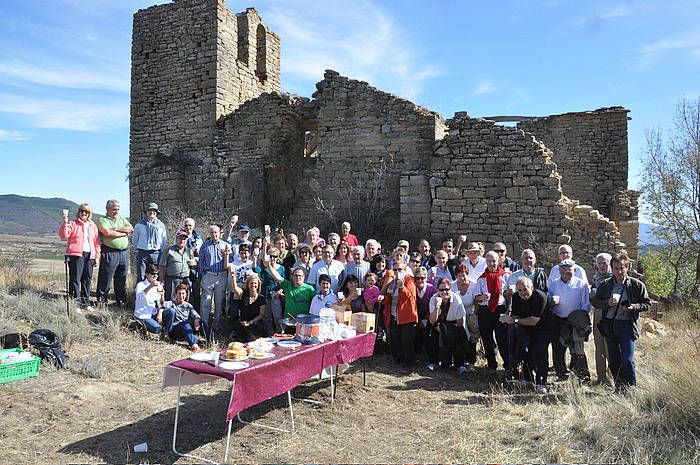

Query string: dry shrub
[68,356,107,379]
[0,244,47,293]
[0,291,122,349]
[541,306,700,465]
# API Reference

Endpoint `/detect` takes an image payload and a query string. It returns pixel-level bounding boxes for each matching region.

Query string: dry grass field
[0,254,698,464]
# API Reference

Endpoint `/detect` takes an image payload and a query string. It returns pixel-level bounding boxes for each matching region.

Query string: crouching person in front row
[162,283,210,351]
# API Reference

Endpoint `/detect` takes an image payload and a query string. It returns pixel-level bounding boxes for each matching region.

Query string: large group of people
[60,200,651,393]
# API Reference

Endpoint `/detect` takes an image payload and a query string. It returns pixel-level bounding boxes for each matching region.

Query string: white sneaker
[426,363,436,371]
[74,307,83,314]
[465,363,476,372]
[85,305,95,312]
[457,366,468,375]
[535,384,547,394]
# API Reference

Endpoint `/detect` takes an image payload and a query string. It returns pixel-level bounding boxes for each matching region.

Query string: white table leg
[171,371,219,464]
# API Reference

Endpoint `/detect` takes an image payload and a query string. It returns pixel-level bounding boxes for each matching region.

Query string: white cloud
[638,31,700,67]
[0,94,128,132]
[0,61,129,92]
[473,79,497,96]
[0,129,28,141]
[569,4,634,28]
[264,0,441,101]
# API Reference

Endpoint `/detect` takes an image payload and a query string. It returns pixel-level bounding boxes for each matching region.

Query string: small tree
[640,97,700,296]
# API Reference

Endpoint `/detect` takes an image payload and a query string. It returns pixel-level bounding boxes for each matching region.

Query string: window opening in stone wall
[237,15,249,64]
[256,24,267,82]
[304,129,318,158]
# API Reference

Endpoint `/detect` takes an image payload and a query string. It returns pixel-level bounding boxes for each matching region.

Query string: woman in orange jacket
[381,259,419,367]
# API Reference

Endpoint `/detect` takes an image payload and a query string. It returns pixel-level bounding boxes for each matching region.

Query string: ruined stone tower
[129,0,280,217]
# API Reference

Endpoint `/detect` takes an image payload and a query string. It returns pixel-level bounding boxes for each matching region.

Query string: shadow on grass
[57,387,307,464]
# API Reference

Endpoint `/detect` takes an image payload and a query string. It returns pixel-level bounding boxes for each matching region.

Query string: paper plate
[189,351,215,362]
[277,340,301,348]
[218,361,249,370]
[261,337,280,344]
[250,352,275,360]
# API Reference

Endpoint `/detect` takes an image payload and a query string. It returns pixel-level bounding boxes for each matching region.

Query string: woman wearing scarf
[476,251,511,371]
[413,267,438,369]
[59,203,101,312]
[429,277,468,373]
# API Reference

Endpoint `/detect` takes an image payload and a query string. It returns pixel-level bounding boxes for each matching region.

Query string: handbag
[597,317,614,338]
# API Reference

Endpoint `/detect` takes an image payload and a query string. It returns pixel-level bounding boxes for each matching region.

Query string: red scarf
[479,267,506,312]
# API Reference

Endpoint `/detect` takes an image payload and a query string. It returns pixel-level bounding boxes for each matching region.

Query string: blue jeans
[605,320,636,388]
[162,309,210,347]
[136,249,161,282]
[141,317,163,333]
[96,247,129,304]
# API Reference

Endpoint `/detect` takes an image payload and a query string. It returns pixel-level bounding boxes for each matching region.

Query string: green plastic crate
[0,348,41,384]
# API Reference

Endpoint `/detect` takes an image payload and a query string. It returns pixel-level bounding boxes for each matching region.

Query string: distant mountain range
[0,195,83,236]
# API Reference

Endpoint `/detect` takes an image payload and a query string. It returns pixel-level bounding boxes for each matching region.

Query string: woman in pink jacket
[59,204,101,312]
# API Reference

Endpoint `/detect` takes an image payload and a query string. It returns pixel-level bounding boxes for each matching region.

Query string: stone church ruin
[129,0,639,274]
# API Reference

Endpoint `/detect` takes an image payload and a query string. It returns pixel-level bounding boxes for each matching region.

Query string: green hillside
[0,195,83,236]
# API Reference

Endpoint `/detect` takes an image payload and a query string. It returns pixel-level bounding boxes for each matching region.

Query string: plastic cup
[134,443,148,453]
[508,284,516,292]
[552,295,560,305]
[337,291,345,299]
[62,209,69,216]
[211,351,220,366]
[612,293,621,303]
[357,287,362,295]
[483,292,491,300]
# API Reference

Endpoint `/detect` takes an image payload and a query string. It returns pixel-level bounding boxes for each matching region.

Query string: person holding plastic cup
[59,203,100,312]
[134,264,167,333]
[475,251,510,372]
[547,258,592,383]
[591,253,650,392]
[590,252,613,386]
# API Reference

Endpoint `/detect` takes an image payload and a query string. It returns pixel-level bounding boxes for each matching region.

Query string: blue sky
[1,0,699,218]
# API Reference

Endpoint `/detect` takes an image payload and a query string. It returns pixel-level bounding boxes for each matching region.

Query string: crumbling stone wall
[517,107,630,219]
[430,114,569,269]
[306,71,445,242]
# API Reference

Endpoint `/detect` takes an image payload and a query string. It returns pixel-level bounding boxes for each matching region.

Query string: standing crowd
[60,199,650,393]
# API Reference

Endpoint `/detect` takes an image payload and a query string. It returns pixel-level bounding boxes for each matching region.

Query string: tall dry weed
[540,306,700,465]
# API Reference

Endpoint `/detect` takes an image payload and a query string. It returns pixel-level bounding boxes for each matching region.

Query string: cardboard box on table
[351,312,375,333]
[334,307,352,325]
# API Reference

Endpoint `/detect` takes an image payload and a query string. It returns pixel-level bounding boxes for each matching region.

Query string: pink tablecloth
[162,332,375,420]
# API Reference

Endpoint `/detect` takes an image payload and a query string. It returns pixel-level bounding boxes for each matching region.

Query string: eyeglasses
[78,209,89,214]
[415,276,426,280]
[148,272,159,276]
[495,249,506,253]
[439,287,450,292]
[269,255,279,259]
[410,259,420,263]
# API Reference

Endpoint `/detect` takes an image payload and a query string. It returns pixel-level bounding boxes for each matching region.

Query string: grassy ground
[0,269,698,464]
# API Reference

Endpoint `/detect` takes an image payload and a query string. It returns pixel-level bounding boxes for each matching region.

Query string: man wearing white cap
[548,244,588,285]
[547,258,592,383]
[461,242,486,283]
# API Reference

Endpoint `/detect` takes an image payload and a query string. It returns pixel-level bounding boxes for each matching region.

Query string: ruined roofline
[482,106,630,123]
[314,69,446,123]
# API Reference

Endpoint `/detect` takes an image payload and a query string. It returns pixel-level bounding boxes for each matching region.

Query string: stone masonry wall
[430,114,571,270]
[517,107,629,219]
[302,70,444,243]
[216,93,310,228]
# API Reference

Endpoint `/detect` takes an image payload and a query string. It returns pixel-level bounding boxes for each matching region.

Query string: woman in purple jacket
[59,204,101,312]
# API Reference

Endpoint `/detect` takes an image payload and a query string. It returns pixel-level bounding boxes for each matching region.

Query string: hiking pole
[64,255,70,317]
